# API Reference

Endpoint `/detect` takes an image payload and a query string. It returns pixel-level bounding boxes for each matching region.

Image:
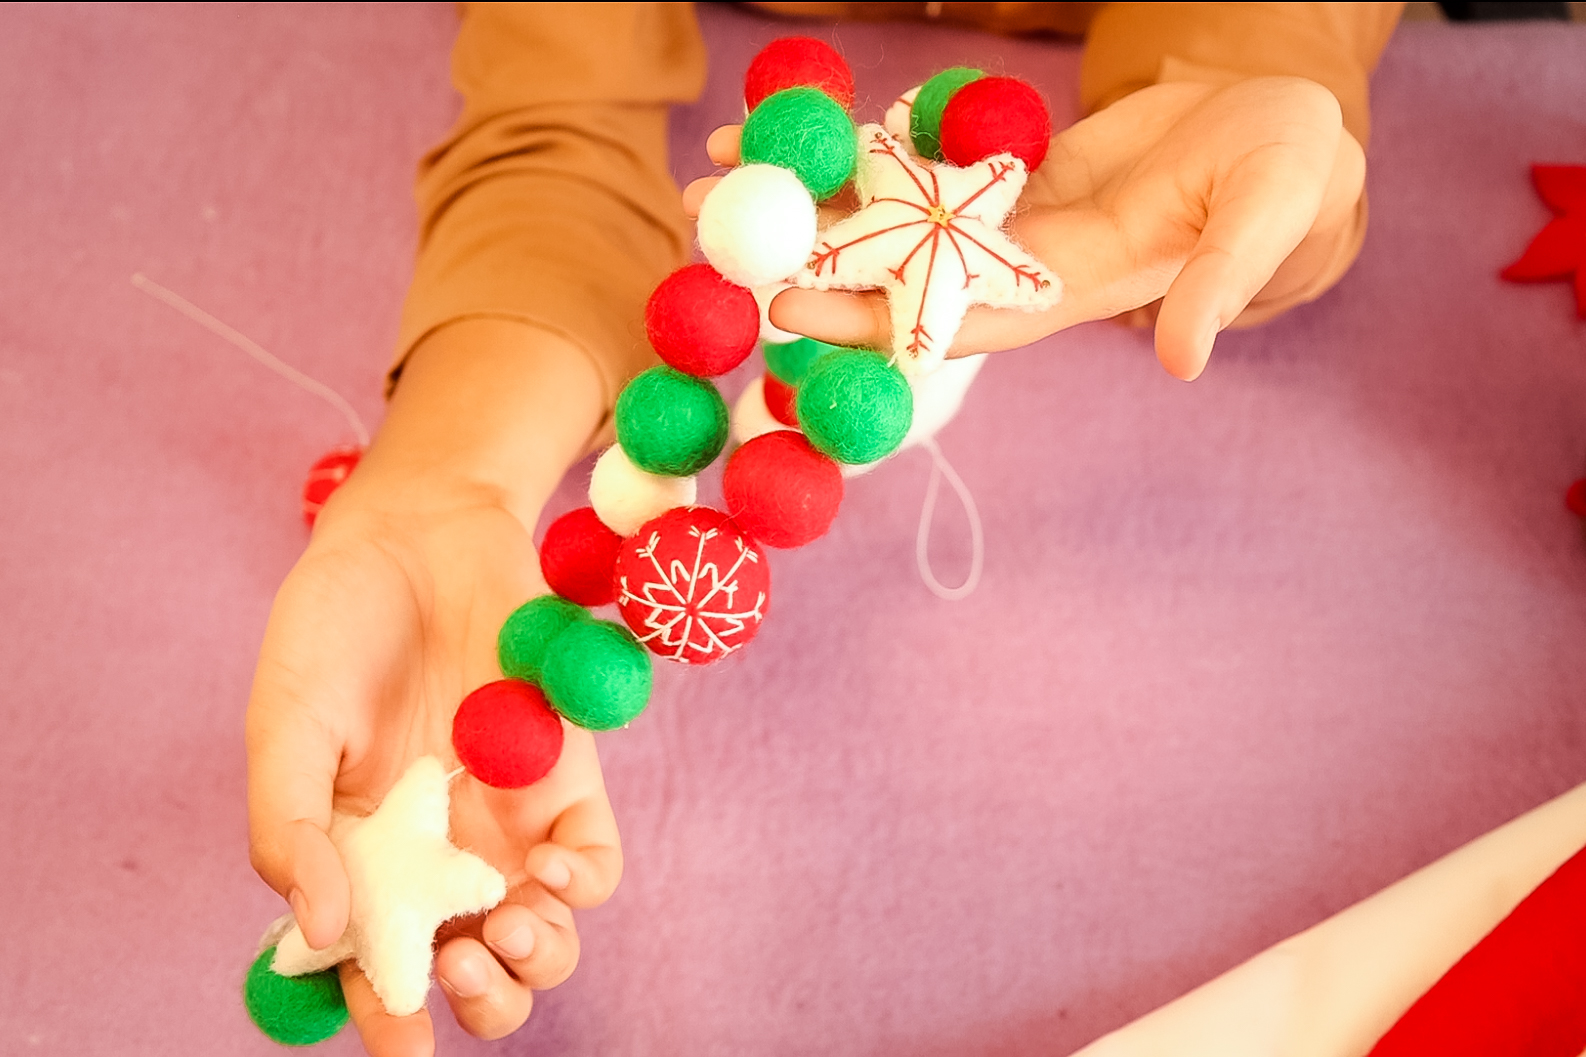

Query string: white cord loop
[915,436,983,601]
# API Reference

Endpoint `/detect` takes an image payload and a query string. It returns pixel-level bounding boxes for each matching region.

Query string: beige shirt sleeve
[392,3,707,405]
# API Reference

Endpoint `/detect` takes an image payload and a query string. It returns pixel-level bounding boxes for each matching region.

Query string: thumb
[524,796,623,910]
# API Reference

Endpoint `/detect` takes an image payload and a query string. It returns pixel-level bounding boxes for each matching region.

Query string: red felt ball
[761,371,800,427]
[644,264,760,377]
[745,37,854,111]
[724,431,843,549]
[452,680,565,789]
[1567,478,1586,518]
[614,506,770,665]
[540,507,624,606]
[938,76,1051,172]
[302,446,362,528]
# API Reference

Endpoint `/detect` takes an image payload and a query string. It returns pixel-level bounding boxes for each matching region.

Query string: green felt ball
[796,350,913,465]
[910,67,985,160]
[244,946,348,1047]
[740,86,857,201]
[540,618,653,731]
[614,366,728,477]
[762,336,843,386]
[499,594,588,683]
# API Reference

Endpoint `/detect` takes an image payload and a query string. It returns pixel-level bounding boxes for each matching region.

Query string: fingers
[706,125,741,167]
[434,889,580,1039]
[341,961,435,1057]
[435,935,538,1041]
[682,175,720,220]
[528,791,623,909]
[768,287,889,348]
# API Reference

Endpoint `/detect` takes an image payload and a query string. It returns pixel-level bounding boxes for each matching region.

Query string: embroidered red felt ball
[744,37,854,111]
[614,506,770,665]
[540,506,623,607]
[938,76,1051,172]
[645,264,760,377]
[761,371,800,426]
[724,431,843,549]
[452,680,565,789]
[301,446,361,528]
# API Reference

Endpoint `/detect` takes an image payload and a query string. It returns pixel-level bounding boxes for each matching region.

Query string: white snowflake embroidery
[618,522,766,662]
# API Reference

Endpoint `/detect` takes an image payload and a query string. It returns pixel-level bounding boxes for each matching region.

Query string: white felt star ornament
[795,125,1061,377]
[270,756,507,1017]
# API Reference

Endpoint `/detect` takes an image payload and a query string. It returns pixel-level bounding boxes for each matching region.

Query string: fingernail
[536,858,572,890]
[441,955,489,998]
[289,888,309,928]
[489,923,536,961]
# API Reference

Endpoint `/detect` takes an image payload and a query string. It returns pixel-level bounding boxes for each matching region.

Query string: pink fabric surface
[1,4,1583,1055]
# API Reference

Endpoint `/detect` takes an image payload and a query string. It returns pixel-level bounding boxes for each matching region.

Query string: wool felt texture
[939,76,1052,172]
[12,8,1586,1056]
[743,35,854,111]
[540,506,624,607]
[697,163,817,288]
[538,618,653,731]
[1365,840,1586,1056]
[763,336,839,386]
[615,506,770,665]
[730,375,796,447]
[498,594,588,684]
[270,756,507,1017]
[884,86,921,148]
[739,87,857,201]
[589,443,698,536]
[1500,164,1586,317]
[797,349,914,465]
[795,125,1062,376]
[724,431,844,549]
[451,680,565,789]
[614,366,729,477]
[300,446,360,529]
[909,66,984,160]
[761,369,801,427]
[244,946,348,1046]
[645,264,760,378]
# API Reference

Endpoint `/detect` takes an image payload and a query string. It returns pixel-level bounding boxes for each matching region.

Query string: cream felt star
[270,756,507,1017]
[795,125,1061,377]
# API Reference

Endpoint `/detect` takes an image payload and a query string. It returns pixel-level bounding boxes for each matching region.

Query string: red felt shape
[614,506,769,665]
[744,37,854,111]
[761,371,800,426]
[645,264,760,377]
[938,76,1051,173]
[724,431,842,549]
[1501,164,1586,318]
[540,506,624,606]
[1366,840,1586,1057]
[1566,478,1586,518]
[452,680,565,789]
[301,446,361,528]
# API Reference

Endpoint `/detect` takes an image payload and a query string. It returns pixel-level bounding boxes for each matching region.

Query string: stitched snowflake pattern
[615,507,770,665]
[795,125,1061,378]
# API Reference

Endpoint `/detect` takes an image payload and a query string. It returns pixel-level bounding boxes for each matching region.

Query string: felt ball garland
[744,36,855,110]
[244,946,349,1045]
[910,66,985,160]
[740,86,858,201]
[939,76,1052,172]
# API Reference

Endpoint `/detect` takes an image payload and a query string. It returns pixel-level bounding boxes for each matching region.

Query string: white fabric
[270,757,507,1017]
[882,86,920,147]
[698,164,817,289]
[794,125,1060,378]
[1074,781,1586,1057]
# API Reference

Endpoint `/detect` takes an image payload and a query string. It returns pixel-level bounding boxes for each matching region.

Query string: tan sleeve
[1079,3,1403,146]
[392,3,708,405]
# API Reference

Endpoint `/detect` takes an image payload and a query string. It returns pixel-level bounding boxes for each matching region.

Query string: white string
[131,272,371,448]
[915,436,983,601]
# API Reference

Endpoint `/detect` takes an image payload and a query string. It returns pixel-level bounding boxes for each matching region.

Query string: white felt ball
[589,444,697,536]
[698,164,817,288]
[731,376,797,447]
[883,86,921,147]
[753,282,801,344]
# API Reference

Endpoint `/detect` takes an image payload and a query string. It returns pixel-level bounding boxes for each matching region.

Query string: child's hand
[696,77,1364,381]
[246,322,618,1057]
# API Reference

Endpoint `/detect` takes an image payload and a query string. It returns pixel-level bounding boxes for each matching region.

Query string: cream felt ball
[796,349,913,464]
[245,947,348,1046]
[539,618,653,731]
[645,264,759,377]
[724,431,843,549]
[540,506,624,607]
[498,594,587,684]
[589,444,697,537]
[698,164,817,289]
[614,365,729,477]
[451,680,565,789]
[731,376,796,446]
[741,86,857,201]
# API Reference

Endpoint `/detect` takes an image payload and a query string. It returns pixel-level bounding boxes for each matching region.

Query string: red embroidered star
[1501,164,1586,317]
[795,125,1061,377]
